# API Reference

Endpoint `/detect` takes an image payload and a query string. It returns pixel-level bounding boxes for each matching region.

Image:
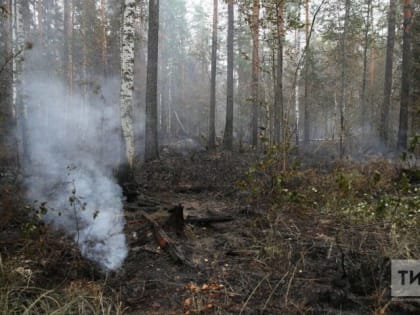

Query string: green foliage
[239,146,284,201]
[240,156,419,237]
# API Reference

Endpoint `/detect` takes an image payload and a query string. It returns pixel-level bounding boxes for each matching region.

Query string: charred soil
[1,150,419,314]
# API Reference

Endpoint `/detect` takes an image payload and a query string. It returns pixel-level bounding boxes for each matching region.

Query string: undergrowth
[237,149,419,313]
[239,152,419,252]
[0,254,125,315]
[0,193,125,315]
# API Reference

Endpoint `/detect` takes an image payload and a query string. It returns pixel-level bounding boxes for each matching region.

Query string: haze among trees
[0,0,418,168]
[0,0,419,314]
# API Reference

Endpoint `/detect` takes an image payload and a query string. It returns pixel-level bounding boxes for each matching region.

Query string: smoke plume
[23,47,128,271]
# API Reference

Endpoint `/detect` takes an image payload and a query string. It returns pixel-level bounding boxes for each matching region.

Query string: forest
[0,0,419,314]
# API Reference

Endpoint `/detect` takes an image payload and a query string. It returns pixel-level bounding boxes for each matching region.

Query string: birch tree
[12,0,27,166]
[119,0,136,167]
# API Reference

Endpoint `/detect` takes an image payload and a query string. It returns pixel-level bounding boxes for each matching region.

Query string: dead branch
[139,210,194,267]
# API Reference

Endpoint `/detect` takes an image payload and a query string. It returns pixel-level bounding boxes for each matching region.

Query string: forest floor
[0,146,420,314]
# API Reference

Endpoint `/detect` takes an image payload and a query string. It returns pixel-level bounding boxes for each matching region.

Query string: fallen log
[139,210,194,267]
[166,204,235,228]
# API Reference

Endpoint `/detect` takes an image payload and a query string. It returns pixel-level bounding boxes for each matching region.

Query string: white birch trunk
[119,0,136,167]
[12,0,26,165]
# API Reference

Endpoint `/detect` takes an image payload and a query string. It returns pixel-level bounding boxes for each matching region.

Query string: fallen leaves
[183,282,227,314]
[184,282,225,294]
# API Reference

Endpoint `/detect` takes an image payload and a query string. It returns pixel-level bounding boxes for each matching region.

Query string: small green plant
[29,165,100,246]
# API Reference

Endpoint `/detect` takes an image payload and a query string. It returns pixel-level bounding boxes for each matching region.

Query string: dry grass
[0,255,126,315]
[237,157,420,313]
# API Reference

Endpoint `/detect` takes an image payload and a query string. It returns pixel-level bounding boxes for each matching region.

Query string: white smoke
[23,47,128,270]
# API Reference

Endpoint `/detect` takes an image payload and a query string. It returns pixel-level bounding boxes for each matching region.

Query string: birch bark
[12,0,26,166]
[119,0,136,167]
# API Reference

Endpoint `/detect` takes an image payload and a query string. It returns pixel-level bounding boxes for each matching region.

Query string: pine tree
[251,0,260,147]
[144,0,160,161]
[339,0,351,158]
[208,0,218,150]
[223,0,234,150]
[381,0,396,146]
[397,0,413,150]
[274,0,284,146]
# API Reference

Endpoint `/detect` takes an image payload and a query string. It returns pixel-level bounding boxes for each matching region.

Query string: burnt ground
[117,151,419,314]
[1,149,420,314]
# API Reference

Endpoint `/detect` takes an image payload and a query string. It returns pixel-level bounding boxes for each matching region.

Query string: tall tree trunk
[303,0,310,146]
[0,0,12,149]
[274,1,284,145]
[381,0,396,145]
[236,7,247,150]
[360,0,371,132]
[223,0,234,150]
[412,5,420,136]
[208,0,218,150]
[37,0,43,39]
[397,0,413,150]
[295,26,301,148]
[251,0,259,147]
[12,0,27,167]
[270,44,275,145]
[144,0,160,161]
[160,40,169,139]
[339,0,350,158]
[100,0,108,76]
[119,0,136,168]
[368,5,375,120]
[63,0,73,95]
